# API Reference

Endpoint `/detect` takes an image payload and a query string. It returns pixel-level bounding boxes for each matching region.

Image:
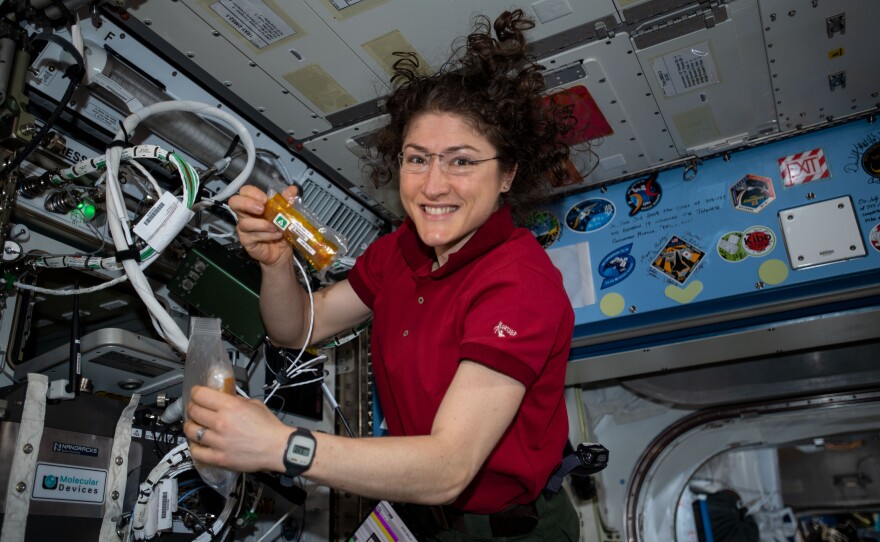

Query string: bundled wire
[126,442,241,542]
[101,101,255,352]
[263,255,317,405]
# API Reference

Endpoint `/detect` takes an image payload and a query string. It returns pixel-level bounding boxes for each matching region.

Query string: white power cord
[102,101,256,352]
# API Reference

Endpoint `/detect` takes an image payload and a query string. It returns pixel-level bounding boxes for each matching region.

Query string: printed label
[778,148,831,187]
[652,41,719,96]
[288,219,316,242]
[211,0,296,49]
[52,442,99,457]
[32,463,106,504]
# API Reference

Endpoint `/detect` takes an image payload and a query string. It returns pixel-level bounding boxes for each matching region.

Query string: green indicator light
[73,199,97,221]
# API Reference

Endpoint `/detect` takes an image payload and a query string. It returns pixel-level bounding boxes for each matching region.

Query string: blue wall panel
[536,119,880,344]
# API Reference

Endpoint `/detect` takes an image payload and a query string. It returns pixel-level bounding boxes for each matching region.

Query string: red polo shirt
[347,207,574,513]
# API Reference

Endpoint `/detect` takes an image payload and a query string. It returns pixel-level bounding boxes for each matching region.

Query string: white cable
[103,101,256,352]
[126,159,163,198]
[127,442,240,542]
[255,506,296,542]
[274,370,328,390]
[4,274,129,295]
[263,256,315,405]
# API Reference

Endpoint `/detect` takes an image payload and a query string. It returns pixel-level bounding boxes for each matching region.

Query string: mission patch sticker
[565,198,615,233]
[626,173,662,216]
[523,210,562,249]
[651,235,705,284]
[598,244,635,289]
[730,174,775,213]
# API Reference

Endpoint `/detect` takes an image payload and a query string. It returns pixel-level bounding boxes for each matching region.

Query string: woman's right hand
[228,184,299,267]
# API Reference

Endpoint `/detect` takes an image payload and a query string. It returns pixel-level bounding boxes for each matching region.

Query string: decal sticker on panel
[651,41,719,97]
[870,223,880,252]
[730,174,775,213]
[598,244,635,289]
[717,231,748,262]
[523,210,562,249]
[742,225,776,257]
[543,85,614,145]
[565,198,615,233]
[651,235,705,284]
[665,280,703,304]
[32,463,106,504]
[778,148,831,188]
[626,173,662,216]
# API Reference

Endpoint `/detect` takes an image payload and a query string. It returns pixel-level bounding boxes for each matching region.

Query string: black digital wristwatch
[282,427,316,477]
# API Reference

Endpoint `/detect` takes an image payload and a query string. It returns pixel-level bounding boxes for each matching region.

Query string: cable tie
[223,135,241,159]
[117,120,132,147]
[106,140,127,150]
[114,246,141,263]
[274,371,291,386]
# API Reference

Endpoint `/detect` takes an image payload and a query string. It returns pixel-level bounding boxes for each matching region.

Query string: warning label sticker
[652,41,719,97]
[211,0,295,49]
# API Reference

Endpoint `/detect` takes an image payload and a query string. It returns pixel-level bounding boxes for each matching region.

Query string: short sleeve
[458,254,573,387]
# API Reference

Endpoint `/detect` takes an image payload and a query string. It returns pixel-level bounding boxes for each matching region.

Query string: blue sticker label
[626,173,662,216]
[599,244,635,289]
[565,198,615,232]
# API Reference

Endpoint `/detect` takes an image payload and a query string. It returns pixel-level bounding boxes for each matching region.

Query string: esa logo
[42,475,58,490]
[62,148,88,164]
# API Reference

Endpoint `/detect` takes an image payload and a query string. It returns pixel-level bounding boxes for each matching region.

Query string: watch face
[286,434,315,467]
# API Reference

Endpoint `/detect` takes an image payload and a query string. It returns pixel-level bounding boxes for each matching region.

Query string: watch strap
[282,427,315,477]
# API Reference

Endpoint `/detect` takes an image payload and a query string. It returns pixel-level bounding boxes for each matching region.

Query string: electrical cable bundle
[126,442,240,541]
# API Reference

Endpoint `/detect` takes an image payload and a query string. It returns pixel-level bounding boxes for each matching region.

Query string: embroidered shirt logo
[493,321,518,338]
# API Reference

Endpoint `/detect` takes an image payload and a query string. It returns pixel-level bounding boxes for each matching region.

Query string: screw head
[15,482,26,493]
[23,443,33,454]
[111,491,119,500]
[115,456,124,466]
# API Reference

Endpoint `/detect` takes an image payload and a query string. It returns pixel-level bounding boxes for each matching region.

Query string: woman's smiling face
[399,112,514,267]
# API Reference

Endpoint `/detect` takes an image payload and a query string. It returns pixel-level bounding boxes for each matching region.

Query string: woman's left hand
[184,385,289,473]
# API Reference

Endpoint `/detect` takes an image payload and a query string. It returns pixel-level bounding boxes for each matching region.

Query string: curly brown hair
[365,9,573,217]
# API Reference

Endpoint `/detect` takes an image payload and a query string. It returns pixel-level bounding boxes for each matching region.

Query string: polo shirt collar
[399,206,516,278]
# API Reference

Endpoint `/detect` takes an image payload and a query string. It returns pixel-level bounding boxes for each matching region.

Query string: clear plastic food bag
[262,183,348,277]
[181,317,239,496]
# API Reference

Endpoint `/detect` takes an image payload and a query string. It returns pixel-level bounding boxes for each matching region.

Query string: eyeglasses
[398,151,500,176]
